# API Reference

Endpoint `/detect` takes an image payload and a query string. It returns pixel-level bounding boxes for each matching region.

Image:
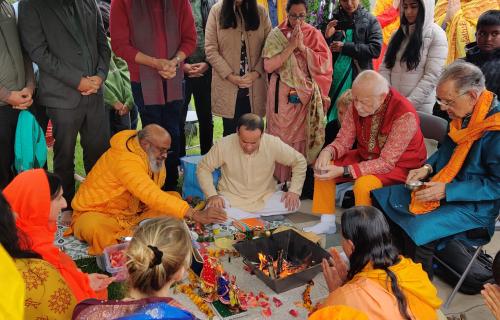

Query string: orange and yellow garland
[176,270,215,318]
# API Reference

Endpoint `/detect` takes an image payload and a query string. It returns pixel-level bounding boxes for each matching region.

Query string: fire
[257,252,305,279]
[258,253,267,271]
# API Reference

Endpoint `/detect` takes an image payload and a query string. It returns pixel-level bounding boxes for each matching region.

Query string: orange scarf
[3,169,100,302]
[410,91,500,214]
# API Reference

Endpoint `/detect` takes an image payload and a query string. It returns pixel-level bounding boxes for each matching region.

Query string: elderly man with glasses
[66,125,227,255]
[373,61,500,278]
[306,70,427,235]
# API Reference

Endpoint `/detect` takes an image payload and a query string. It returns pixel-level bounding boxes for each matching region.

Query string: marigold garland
[176,270,215,318]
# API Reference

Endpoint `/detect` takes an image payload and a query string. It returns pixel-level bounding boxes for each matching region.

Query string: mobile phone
[335,19,353,30]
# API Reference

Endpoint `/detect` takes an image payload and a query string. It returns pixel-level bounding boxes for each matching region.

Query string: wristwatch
[342,166,351,178]
[175,56,181,68]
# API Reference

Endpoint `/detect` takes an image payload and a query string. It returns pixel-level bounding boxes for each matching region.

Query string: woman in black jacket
[322,0,382,145]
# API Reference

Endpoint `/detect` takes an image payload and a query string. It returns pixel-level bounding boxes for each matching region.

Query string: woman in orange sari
[2,169,113,302]
[310,206,441,320]
[262,0,332,184]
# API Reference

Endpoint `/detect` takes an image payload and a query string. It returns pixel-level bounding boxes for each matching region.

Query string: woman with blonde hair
[72,218,197,319]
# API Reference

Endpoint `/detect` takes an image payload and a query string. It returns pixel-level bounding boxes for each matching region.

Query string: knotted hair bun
[126,218,192,295]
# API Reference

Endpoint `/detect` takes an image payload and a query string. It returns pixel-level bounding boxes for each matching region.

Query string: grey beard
[149,156,162,174]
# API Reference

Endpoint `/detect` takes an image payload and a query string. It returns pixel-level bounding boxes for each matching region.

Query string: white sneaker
[303,214,336,234]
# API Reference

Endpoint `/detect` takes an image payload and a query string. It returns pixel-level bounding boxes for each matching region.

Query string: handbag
[434,239,494,294]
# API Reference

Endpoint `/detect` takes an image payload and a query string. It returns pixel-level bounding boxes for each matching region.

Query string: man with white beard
[66,124,227,255]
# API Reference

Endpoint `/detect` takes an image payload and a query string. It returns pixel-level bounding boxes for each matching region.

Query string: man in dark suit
[18,0,111,207]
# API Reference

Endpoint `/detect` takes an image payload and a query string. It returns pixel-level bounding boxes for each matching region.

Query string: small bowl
[405,180,424,191]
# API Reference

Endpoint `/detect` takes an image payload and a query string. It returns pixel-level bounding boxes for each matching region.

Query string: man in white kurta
[197,114,307,219]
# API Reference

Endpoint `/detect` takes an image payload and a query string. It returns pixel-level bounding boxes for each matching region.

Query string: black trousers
[131,82,182,191]
[323,119,341,148]
[181,70,213,156]
[46,94,110,207]
[385,213,437,279]
[107,102,139,137]
[30,102,49,135]
[222,93,251,136]
[0,106,20,189]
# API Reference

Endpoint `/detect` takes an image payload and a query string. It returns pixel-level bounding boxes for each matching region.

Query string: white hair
[438,61,486,94]
[352,70,390,96]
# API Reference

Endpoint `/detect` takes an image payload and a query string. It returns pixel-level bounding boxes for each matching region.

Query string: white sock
[303,214,336,234]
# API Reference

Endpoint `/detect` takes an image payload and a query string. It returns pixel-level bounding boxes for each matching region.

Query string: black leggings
[222,93,251,136]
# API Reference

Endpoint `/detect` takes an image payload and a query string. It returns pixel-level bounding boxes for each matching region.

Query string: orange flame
[257,252,306,279]
[258,253,268,271]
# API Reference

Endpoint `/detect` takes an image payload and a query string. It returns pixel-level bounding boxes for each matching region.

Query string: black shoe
[341,190,355,208]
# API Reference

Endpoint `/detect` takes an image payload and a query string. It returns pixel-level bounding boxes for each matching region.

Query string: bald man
[305,71,427,234]
[66,125,227,255]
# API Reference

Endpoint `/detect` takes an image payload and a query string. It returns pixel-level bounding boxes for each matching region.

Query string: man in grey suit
[18,0,111,207]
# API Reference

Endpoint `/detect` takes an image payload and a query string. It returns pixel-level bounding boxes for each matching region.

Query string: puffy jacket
[324,6,383,77]
[71,130,190,222]
[379,0,448,113]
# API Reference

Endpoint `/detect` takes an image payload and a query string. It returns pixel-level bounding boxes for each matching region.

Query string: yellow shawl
[354,257,442,320]
[373,0,400,45]
[434,0,499,64]
[257,0,288,24]
[0,245,24,320]
[410,91,500,214]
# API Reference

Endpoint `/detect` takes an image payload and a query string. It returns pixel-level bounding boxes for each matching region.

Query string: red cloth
[373,6,399,71]
[3,169,101,302]
[330,88,426,185]
[376,6,399,28]
[277,21,333,100]
[110,0,196,82]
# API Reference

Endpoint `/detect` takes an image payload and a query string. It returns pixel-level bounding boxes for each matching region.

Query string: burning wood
[257,252,307,279]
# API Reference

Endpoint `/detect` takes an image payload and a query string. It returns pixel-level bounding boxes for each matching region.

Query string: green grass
[186,116,224,155]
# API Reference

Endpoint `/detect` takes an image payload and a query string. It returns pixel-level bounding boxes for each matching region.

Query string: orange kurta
[67,130,190,254]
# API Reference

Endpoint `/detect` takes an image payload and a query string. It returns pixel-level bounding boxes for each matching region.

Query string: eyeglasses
[288,14,306,21]
[146,139,171,156]
[435,91,468,107]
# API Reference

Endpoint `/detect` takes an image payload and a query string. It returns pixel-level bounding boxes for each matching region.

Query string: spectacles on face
[146,139,171,157]
[435,91,468,107]
[288,14,306,21]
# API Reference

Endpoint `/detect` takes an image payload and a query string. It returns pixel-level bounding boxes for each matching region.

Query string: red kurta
[326,88,427,185]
